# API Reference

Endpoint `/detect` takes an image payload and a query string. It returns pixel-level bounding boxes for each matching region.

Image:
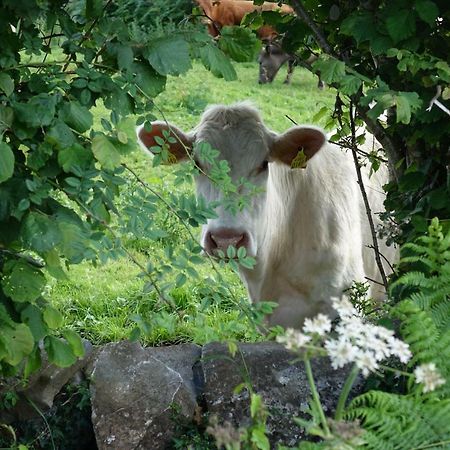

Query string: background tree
[258,0,450,244]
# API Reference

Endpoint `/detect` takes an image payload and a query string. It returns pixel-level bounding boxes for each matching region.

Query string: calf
[138,103,393,327]
[258,42,324,87]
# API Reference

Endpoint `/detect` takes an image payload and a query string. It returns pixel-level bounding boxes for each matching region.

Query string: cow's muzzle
[204,228,250,256]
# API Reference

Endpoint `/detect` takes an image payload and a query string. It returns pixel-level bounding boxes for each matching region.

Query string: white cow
[138,102,393,327]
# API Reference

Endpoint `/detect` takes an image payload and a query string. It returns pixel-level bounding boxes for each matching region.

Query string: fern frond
[346,393,450,450]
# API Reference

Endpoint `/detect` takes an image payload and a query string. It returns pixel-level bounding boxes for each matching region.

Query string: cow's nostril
[205,229,249,255]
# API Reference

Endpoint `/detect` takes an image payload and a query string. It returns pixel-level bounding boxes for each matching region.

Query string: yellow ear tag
[290,148,308,169]
[167,152,178,164]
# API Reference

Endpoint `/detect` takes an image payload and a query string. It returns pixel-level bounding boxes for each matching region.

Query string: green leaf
[145,36,191,76]
[0,73,14,97]
[58,143,93,172]
[339,75,362,96]
[21,212,62,253]
[91,134,121,170]
[175,272,187,287]
[0,141,14,183]
[63,329,85,358]
[14,93,57,127]
[415,0,439,25]
[57,220,92,264]
[0,324,34,366]
[44,335,77,367]
[43,305,63,329]
[340,12,378,45]
[385,10,416,43]
[200,44,237,81]
[61,101,93,133]
[0,105,13,135]
[47,120,76,148]
[133,62,167,98]
[395,92,422,124]
[117,45,134,70]
[250,393,263,418]
[218,26,261,63]
[86,0,103,19]
[312,56,345,84]
[21,304,47,341]
[251,428,270,450]
[24,345,42,378]
[1,260,46,303]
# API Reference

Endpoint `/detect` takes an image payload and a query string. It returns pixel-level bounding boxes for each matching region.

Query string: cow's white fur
[138,102,395,327]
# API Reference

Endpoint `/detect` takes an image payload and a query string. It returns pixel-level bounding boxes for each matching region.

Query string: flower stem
[335,365,360,421]
[303,356,331,437]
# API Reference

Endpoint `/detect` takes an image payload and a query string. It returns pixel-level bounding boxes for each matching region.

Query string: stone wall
[1,341,363,449]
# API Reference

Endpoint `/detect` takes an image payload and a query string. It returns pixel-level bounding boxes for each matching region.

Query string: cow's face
[138,104,325,260]
[258,43,290,84]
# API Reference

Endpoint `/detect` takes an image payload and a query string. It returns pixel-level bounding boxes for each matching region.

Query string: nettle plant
[0,0,261,379]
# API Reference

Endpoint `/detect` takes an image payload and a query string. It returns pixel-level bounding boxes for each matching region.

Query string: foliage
[0,380,94,450]
[260,0,450,243]
[277,219,450,449]
[0,0,261,377]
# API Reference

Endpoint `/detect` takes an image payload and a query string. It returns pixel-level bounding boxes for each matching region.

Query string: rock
[202,342,364,448]
[89,341,201,450]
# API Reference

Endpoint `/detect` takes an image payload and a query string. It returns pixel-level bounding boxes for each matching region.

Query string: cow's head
[258,42,291,84]
[137,103,326,260]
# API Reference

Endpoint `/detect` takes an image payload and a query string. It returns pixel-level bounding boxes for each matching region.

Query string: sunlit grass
[49,60,336,345]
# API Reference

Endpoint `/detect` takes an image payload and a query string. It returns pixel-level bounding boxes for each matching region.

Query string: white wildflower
[325,337,359,369]
[387,337,412,364]
[276,328,311,351]
[414,363,446,393]
[336,315,365,340]
[303,313,332,336]
[355,350,379,377]
[332,297,358,318]
[355,329,390,361]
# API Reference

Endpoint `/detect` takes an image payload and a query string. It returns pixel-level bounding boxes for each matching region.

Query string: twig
[348,104,389,291]
[289,0,333,55]
[367,245,396,274]
[62,0,114,72]
[288,0,401,181]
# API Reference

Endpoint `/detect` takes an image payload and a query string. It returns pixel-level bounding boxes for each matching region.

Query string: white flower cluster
[414,363,446,393]
[276,297,412,377]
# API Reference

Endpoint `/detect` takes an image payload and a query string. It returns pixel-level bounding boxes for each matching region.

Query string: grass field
[49,60,336,346]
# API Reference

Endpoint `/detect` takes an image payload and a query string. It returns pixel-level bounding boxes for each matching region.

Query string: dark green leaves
[145,36,191,76]
[21,212,62,253]
[60,101,93,133]
[0,73,14,97]
[1,260,46,303]
[415,0,439,26]
[200,44,237,81]
[14,94,57,127]
[385,9,416,43]
[312,56,345,84]
[218,26,261,63]
[0,142,14,183]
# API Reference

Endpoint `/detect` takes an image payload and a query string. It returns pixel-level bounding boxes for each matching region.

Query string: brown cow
[195,0,293,39]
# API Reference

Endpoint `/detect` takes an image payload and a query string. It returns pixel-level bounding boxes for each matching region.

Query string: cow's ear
[270,126,326,168]
[137,121,194,163]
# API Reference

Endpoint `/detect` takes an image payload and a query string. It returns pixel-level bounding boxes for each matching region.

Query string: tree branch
[288,0,402,181]
[288,0,333,55]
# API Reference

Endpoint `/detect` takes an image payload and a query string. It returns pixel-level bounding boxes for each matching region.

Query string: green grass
[49,60,336,345]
